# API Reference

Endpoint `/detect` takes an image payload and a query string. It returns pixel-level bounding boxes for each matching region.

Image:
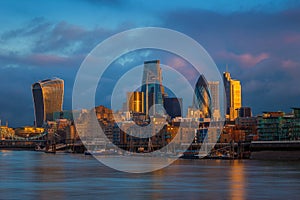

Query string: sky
[0,0,300,127]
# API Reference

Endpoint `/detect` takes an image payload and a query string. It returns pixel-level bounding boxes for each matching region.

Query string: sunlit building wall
[32,78,64,127]
[0,126,15,139]
[223,71,242,121]
[14,126,44,138]
[127,92,144,113]
[230,79,242,120]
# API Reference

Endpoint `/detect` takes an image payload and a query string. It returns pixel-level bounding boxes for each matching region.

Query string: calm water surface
[0,150,300,200]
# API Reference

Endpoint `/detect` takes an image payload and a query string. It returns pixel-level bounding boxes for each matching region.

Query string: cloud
[284,33,300,44]
[218,51,270,67]
[282,59,299,68]
[161,7,300,114]
[2,3,300,126]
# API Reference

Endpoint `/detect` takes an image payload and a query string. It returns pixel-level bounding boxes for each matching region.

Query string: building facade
[257,109,300,141]
[127,92,144,113]
[163,97,182,119]
[141,60,165,116]
[208,81,220,120]
[193,74,212,118]
[32,78,64,127]
[223,71,242,121]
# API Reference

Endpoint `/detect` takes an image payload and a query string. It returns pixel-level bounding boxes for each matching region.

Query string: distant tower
[223,69,242,121]
[193,74,212,118]
[141,60,164,116]
[32,78,64,127]
[208,81,220,120]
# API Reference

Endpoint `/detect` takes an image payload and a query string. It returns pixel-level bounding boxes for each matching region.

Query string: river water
[0,150,299,200]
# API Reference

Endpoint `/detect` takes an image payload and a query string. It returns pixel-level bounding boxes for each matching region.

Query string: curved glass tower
[193,74,212,118]
[32,78,64,127]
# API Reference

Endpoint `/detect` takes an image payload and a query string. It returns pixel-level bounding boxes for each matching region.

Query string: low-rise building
[0,126,15,139]
[14,126,44,138]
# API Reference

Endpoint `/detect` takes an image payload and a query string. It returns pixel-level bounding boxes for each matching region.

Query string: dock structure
[250,141,300,160]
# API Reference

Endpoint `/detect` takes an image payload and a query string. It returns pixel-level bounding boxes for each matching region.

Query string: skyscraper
[141,60,164,116]
[193,74,212,118]
[32,78,64,127]
[208,81,220,120]
[127,91,144,113]
[223,70,242,121]
[163,97,183,119]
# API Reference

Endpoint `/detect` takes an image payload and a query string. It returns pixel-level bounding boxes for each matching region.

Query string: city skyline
[0,1,300,127]
[1,2,300,198]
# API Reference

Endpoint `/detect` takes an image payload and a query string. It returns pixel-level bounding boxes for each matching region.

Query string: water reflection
[230,160,246,200]
[1,151,300,199]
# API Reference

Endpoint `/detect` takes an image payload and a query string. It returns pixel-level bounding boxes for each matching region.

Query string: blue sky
[1,0,300,127]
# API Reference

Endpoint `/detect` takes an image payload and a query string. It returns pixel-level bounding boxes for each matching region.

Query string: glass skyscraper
[141,60,164,116]
[163,97,183,119]
[32,78,64,127]
[193,74,212,118]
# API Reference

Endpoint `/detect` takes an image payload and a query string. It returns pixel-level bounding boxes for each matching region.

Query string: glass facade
[141,60,164,115]
[163,97,182,119]
[32,78,64,127]
[257,110,300,141]
[193,74,212,118]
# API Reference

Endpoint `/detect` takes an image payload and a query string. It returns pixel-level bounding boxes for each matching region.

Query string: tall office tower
[208,81,220,120]
[141,60,164,116]
[32,78,64,127]
[193,74,212,118]
[223,71,231,116]
[127,92,144,113]
[223,70,242,121]
[163,97,183,119]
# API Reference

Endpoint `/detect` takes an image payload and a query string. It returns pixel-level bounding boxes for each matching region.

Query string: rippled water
[0,150,300,199]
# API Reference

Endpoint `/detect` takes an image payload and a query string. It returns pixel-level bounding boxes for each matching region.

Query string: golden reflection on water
[149,168,166,199]
[230,160,246,200]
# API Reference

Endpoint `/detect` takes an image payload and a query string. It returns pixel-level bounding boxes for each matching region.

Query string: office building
[163,97,182,119]
[257,109,300,141]
[141,60,165,116]
[208,81,220,120]
[127,92,144,113]
[193,74,212,118]
[223,70,242,121]
[32,78,64,127]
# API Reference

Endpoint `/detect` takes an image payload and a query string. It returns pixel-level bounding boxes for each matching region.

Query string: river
[0,150,299,199]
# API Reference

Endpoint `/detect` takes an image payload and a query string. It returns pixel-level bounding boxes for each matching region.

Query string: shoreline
[1,148,300,161]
